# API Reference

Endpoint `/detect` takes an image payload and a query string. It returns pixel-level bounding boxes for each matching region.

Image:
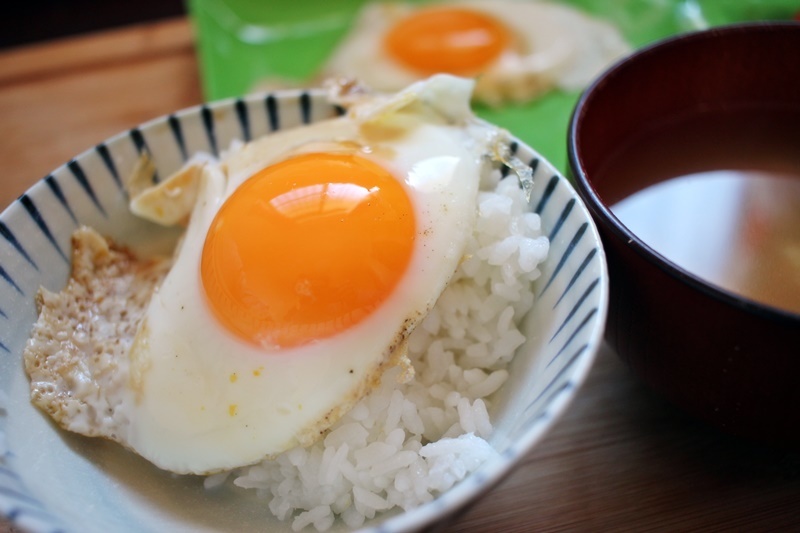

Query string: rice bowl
[0,86,607,532]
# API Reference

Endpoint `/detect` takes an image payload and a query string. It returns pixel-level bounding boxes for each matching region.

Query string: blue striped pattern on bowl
[0,91,607,533]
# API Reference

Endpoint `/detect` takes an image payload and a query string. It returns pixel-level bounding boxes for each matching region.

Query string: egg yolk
[384,7,510,75]
[201,152,416,349]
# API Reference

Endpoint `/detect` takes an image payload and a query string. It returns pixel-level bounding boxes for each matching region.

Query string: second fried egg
[319,0,630,106]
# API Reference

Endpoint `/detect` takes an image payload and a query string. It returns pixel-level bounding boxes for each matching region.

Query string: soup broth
[595,107,800,315]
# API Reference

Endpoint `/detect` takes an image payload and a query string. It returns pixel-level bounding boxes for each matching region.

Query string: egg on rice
[23,75,550,530]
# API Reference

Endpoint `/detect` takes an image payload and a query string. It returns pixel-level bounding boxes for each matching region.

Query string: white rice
[204,170,549,531]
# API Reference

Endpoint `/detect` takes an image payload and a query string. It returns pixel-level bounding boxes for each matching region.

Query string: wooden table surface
[1,17,799,533]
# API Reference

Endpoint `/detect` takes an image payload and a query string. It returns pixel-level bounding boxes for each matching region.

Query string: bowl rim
[568,21,800,326]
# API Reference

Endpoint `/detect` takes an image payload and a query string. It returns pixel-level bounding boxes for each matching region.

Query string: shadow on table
[2,0,185,49]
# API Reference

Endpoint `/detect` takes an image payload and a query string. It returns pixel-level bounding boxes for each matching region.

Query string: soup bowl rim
[568,22,800,325]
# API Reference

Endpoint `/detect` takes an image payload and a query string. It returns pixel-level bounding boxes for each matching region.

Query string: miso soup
[595,107,800,315]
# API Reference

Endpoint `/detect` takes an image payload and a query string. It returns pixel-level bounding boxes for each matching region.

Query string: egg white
[124,76,499,474]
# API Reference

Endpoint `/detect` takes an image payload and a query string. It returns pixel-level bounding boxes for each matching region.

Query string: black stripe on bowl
[522,374,577,422]
[44,176,77,225]
[129,127,159,183]
[94,143,123,192]
[501,446,518,461]
[550,278,600,341]
[5,504,56,521]
[167,114,188,161]
[547,308,598,366]
[4,503,65,533]
[0,222,37,271]
[0,458,67,531]
[548,198,575,242]
[554,249,598,308]
[0,466,21,483]
[0,340,9,353]
[200,105,218,157]
[0,479,47,507]
[470,471,488,485]
[18,195,67,263]
[533,174,559,215]
[67,160,106,218]
[527,157,540,178]
[300,92,312,124]
[234,98,251,143]
[0,265,20,296]
[499,142,519,178]
[539,222,589,296]
[512,406,552,443]
[129,126,150,155]
[0,463,57,520]
[265,94,280,131]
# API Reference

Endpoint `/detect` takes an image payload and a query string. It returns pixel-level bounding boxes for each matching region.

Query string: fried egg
[318,0,631,106]
[25,75,509,475]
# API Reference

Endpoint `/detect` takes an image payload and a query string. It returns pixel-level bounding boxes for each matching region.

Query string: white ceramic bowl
[0,90,607,532]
